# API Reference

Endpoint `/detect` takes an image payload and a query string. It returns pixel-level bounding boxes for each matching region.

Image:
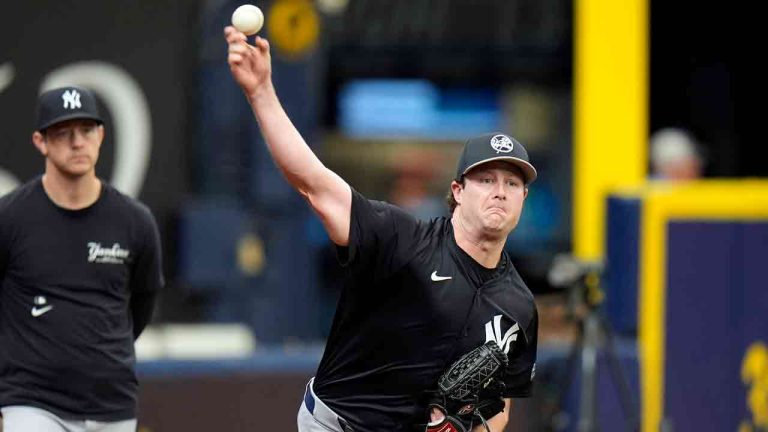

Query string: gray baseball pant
[297,377,353,432]
[1,406,137,432]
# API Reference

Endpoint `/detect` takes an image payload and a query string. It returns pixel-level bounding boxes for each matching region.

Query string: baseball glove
[424,341,508,432]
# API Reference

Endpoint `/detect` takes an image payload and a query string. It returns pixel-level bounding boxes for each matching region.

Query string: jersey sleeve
[338,189,425,280]
[502,307,538,398]
[129,205,164,338]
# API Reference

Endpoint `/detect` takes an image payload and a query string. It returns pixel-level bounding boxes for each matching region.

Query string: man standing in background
[0,86,163,432]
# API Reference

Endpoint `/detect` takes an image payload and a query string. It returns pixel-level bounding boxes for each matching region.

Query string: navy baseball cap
[35,86,103,131]
[455,132,537,184]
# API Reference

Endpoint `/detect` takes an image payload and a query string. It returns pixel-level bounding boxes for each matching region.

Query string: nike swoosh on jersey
[31,305,54,317]
[430,271,452,282]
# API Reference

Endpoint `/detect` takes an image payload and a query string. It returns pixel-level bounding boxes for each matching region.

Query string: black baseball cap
[455,132,537,184]
[35,86,103,131]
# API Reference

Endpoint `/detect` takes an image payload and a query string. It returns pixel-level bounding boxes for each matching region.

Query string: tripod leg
[578,313,601,432]
[553,319,585,431]
[598,315,640,432]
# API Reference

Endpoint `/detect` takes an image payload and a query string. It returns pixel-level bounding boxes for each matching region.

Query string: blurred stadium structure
[0,0,765,431]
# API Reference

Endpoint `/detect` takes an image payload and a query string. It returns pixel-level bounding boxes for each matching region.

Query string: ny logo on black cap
[62,89,82,110]
[490,134,514,154]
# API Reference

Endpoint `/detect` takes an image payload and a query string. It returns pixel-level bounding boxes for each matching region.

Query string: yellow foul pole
[574,0,648,260]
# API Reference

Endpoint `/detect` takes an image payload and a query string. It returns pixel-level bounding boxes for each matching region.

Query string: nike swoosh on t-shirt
[430,271,452,282]
[31,305,54,317]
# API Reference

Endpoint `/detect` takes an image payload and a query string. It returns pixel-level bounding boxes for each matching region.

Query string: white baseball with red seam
[232,4,264,35]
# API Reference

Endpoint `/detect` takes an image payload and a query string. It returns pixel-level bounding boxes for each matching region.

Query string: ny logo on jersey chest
[484,315,519,355]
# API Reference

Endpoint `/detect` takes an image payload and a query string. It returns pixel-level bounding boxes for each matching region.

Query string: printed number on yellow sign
[741,342,768,430]
[268,0,319,58]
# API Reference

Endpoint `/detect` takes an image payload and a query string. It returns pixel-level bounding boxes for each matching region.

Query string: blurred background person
[649,127,705,181]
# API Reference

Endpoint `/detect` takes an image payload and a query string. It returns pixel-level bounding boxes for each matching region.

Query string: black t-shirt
[0,178,163,420]
[313,190,538,431]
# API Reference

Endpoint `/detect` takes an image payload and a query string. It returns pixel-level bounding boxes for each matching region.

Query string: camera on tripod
[544,254,638,432]
[547,254,605,316]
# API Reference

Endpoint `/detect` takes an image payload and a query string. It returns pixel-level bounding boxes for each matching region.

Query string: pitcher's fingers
[254,36,270,53]
[228,43,249,55]
[228,53,244,64]
[224,27,248,44]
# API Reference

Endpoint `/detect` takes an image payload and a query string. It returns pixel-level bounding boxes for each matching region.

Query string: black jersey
[313,190,538,431]
[0,177,163,421]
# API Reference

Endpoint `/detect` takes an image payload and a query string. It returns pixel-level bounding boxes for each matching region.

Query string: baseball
[232,4,264,35]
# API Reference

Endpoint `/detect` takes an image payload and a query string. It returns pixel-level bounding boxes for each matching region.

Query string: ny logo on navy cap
[61,89,82,110]
[35,86,103,131]
[455,132,537,184]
